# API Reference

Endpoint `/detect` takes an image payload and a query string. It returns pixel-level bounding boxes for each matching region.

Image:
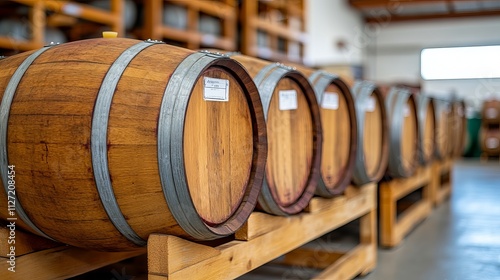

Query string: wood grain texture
[434,100,452,160]
[320,84,351,190]
[451,100,467,157]
[147,183,376,280]
[422,99,436,163]
[184,69,253,225]
[364,93,383,177]
[400,96,418,174]
[266,77,313,206]
[0,38,266,251]
[230,54,321,215]
[291,65,357,196]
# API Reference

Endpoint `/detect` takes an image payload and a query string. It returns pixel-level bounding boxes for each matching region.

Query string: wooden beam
[350,0,440,9]
[365,9,500,23]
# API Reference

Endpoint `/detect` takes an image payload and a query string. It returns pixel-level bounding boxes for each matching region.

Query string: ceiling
[349,0,500,23]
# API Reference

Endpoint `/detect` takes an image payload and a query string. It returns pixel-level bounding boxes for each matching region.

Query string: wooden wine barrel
[482,99,500,124]
[0,38,267,251]
[385,87,419,178]
[229,54,322,215]
[480,128,500,155]
[416,95,436,165]
[294,68,357,197]
[351,81,389,185]
[434,99,453,160]
[451,99,467,158]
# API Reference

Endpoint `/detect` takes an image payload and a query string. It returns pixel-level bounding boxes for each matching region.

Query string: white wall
[364,16,500,109]
[305,0,364,66]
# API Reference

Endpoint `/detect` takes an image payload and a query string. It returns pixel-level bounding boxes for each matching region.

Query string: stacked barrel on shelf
[0,38,268,251]
[481,99,500,157]
[0,37,468,254]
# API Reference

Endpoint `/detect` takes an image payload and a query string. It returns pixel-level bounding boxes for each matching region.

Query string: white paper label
[486,138,499,149]
[403,104,410,117]
[203,77,229,102]
[279,90,298,111]
[365,97,376,112]
[321,92,339,110]
[486,108,498,119]
[63,3,82,16]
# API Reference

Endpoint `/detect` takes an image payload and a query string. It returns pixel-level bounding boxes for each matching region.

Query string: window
[421,45,500,80]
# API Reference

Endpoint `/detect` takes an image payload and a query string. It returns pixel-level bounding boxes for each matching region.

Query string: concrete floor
[361,160,500,280]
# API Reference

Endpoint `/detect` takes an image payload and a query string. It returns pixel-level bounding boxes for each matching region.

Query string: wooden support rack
[0,227,144,279]
[0,0,123,52]
[379,166,433,248]
[143,0,237,50]
[430,158,453,207]
[148,183,377,280]
[240,0,307,63]
[1,184,376,279]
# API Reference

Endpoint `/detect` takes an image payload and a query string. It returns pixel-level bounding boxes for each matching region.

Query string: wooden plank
[379,166,432,247]
[161,27,234,50]
[148,183,376,280]
[392,200,432,246]
[235,213,286,241]
[281,247,345,269]
[381,166,431,200]
[0,37,43,51]
[0,246,145,279]
[313,245,370,280]
[251,18,307,43]
[13,0,120,26]
[0,228,60,257]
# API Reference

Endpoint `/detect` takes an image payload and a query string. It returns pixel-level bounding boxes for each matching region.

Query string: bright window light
[421,46,500,80]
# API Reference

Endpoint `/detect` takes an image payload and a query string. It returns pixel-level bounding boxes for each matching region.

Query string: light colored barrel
[0,38,267,251]
[229,54,322,215]
[417,95,436,165]
[302,69,357,197]
[351,81,389,186]
[385,87,419,178]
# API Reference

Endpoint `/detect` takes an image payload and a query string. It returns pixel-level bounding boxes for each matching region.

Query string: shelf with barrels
[480,99,500,161]
[373,85,465,247]
[142,0,237,51]
[0,0,125,54]
[0,37,380,279]
[240,0,307,64]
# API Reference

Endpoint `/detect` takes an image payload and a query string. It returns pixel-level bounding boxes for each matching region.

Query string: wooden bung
[0,38,267,251]
[291,65,357,197]
[384,87,419,178]
[228,54,322,215]
[416,95,436,165]
[351,81,389,185]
